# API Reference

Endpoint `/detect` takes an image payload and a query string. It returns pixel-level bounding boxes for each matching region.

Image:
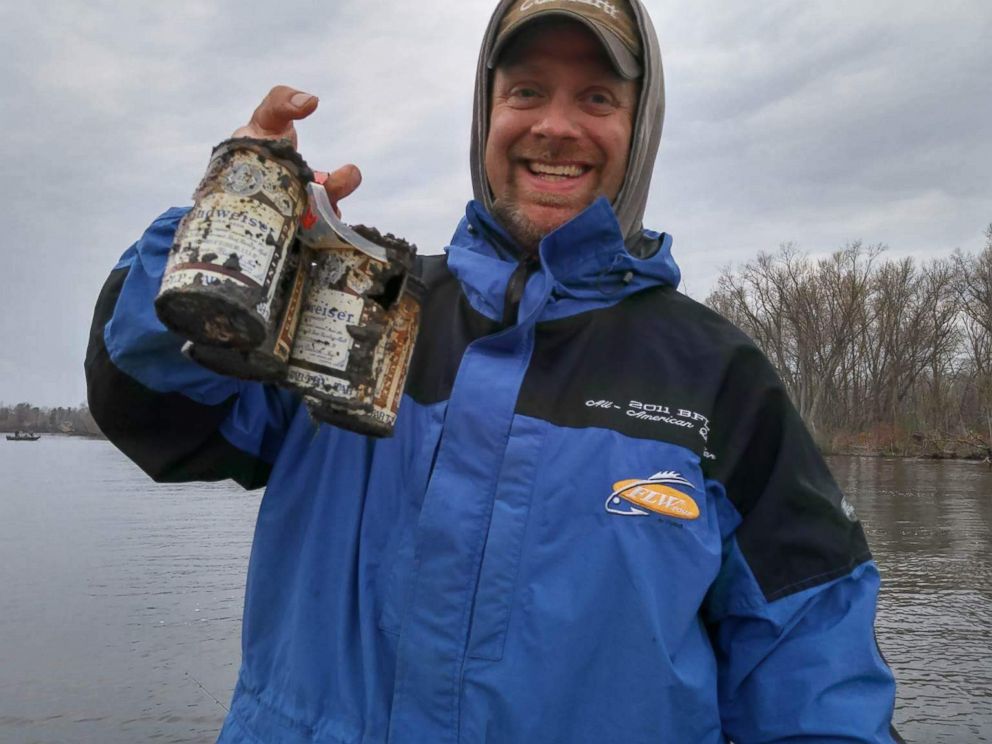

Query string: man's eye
[510,87,540,100]
[584,91,617,109]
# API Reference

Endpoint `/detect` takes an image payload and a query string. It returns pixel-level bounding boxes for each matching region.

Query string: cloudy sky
[1,0,989,407]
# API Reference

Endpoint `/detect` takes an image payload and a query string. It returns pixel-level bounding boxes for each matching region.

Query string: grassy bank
[822,425,990,461]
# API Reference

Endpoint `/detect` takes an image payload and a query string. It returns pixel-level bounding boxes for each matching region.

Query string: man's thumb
[323,164,363,213]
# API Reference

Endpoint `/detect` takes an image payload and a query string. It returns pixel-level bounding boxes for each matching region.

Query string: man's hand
[232,85,362,216]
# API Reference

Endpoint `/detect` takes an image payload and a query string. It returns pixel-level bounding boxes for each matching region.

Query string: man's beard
[491,191,576,254]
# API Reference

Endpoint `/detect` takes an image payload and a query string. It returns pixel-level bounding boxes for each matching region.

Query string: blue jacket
[86,197,900,743]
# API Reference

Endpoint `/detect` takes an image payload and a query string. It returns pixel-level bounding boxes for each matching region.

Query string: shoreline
[824,450,991,464]
[3,430,105,440]
[8,432,990,461]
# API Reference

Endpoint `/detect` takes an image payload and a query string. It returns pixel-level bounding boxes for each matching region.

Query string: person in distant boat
[86,1,902,741]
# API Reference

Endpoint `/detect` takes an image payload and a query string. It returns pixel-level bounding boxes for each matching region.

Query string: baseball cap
[487,0,643,79]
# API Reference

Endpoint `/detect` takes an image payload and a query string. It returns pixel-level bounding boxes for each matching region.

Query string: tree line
[0,403,102,437]
[706,224,992,458]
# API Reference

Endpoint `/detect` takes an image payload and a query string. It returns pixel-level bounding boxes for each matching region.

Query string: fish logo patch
[606,471,700,520]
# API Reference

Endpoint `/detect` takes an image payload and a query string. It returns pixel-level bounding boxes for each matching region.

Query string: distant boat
[6,431,40,441]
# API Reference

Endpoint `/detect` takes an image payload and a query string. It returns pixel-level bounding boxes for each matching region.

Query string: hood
[469,0,666,247]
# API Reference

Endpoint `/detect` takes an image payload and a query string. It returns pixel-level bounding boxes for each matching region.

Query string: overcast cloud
[1,0,989,407]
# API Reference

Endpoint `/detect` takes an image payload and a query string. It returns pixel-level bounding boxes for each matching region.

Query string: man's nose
[530,97,581,140]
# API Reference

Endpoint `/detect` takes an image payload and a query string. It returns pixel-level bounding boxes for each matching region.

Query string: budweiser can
[287,226,418,436]
[155,137,312,348]
[305,273,425,436]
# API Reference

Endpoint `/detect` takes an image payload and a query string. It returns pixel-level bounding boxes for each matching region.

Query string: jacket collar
[446,197,681,323]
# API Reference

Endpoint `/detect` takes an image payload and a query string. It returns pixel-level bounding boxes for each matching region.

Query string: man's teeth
[528,162,586,179]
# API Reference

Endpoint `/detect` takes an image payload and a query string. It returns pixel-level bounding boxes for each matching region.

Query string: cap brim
[487,10,642,80]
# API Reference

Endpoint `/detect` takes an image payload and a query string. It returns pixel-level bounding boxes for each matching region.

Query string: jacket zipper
[502,254,539,327]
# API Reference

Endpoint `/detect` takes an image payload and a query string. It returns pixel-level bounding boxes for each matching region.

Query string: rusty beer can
[155,137,313,348]
[288,224,418,436]
[305,274,425,436]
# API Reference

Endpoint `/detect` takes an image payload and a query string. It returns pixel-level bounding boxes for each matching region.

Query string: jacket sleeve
[703,344,902,743]
[85,208,300,489]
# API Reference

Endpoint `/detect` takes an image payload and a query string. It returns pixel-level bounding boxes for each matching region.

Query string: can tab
[298,182,389,264]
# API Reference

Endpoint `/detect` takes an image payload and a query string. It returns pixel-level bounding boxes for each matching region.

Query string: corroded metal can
[181,245,310,381]
[155,137,313,348]
[288,226,418,437]
[305,274,425,436]
[285,246,387,408]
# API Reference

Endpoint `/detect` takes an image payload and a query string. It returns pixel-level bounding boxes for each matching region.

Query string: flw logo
[606,471,700,520]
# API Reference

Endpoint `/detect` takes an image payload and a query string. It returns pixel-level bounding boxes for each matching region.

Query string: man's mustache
[511,145,596,164]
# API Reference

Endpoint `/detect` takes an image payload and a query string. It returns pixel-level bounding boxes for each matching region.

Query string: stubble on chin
[491,192,575,254]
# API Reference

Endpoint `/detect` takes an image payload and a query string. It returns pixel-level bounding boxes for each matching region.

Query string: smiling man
[87,1,902,742]
[484,17,638,248]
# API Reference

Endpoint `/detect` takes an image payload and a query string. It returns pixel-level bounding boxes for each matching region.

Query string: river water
[830,456,992,742]
[0,438,989,743]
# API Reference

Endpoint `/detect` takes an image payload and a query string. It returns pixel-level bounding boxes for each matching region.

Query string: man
[86,1,902,741]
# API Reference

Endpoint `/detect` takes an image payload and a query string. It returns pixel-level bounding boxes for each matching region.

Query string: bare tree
[708,242,880,434]
[954,225,992,448]
[708,236,979,455]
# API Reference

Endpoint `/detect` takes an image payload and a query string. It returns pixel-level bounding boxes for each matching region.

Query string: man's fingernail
[291,93,316,108]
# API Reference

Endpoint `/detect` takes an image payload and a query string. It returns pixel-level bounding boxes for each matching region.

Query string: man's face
[485,20,638,250]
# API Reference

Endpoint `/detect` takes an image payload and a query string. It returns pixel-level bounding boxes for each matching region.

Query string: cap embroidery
[519,0,621,20]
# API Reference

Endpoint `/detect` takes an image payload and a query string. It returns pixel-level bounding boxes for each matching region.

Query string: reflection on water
[1,440,989,742]
[0,437,257,743]
[829,456,992,743]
